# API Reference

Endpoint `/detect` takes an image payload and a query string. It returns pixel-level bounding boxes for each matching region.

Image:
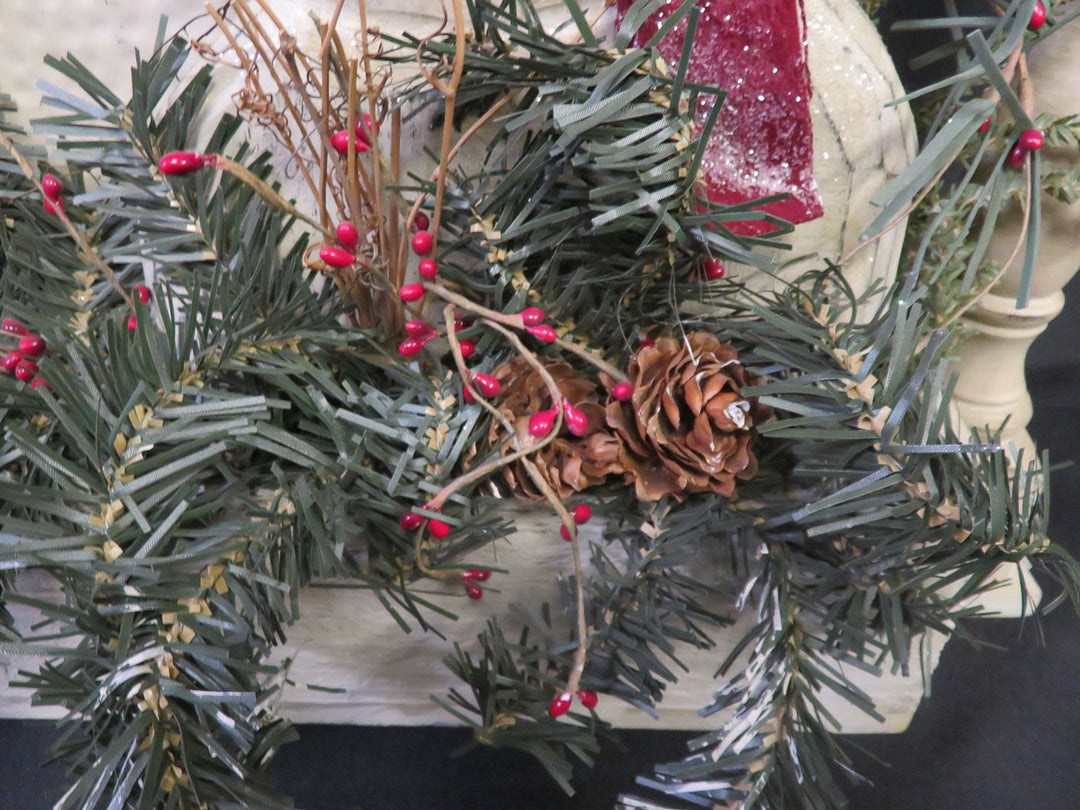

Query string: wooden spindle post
[953,19,1080,460]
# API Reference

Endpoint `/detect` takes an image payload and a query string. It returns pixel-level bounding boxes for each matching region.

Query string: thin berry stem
[0,130,128,301]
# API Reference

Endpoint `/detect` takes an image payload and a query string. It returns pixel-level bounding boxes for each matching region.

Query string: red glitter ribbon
[617,0,824,236]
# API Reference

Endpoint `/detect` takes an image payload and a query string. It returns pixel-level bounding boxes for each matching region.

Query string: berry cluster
[399,509,451,540]
[548,688,599,717]
[1007,128,1045,169]
[329,113,376,157]
[461,568,490,600]
[127,285,152,332]
[1,318,49,389]
[559,504,593,542]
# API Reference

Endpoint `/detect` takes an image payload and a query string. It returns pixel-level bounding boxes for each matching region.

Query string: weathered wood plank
[0,505,1039,733]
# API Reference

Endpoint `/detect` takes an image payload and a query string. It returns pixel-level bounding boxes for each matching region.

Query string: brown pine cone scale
[606,332,769,501]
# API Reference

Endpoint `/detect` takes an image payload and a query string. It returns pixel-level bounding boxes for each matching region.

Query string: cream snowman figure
[5,0,914,298]
[0,0,958,735]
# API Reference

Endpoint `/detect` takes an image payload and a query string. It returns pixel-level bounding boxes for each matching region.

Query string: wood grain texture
[1,503,1039,732]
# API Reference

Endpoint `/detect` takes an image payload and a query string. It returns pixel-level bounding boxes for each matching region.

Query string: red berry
[30,376,50,391]
[411,230,433,256]
[612,382,633,401]
[702,257,725,280]
[43,196,64,216]
[399,337,426,356]
[560,524,573,541]
[405,320,435,337]
[526,325,558,343]
[354,113,375,143]
[330,130,370,154]
[132,285,152,304]
[520,307,545,326]
[158,152,207,175]
[1,351,23,373]
[1018,129,1044,151]
[458,339,476,358]
[464,584,484,600]
[15,361,38,382]
[400,284,425,302]
[528,409,558,437]
[337,222,360,250]
[463,568,491,582]
[639,334,654,349]
[472,373,501,398]
[1029,0,1046,30]
[400,512,424,531]
[41,173,63,199]
[549,692,573,717]
[572,504,592,524]
[463,385,476,403]
[418,258,438,279]
[428,518,451,540]
[320,246,356,268]
[1007,143,1029,169]
[1,318,29,336]
[562,400,588,437]
[17,335,45,357]
[577,689,598,709]
[127,314,138,332]
[413,212,430,231]
[977,114,993,133]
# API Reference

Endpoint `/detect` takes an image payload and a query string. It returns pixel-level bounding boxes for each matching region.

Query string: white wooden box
[0,503,1041,734]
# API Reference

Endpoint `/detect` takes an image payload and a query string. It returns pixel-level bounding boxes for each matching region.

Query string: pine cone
[491,358,622,500]
[605,332,769,501]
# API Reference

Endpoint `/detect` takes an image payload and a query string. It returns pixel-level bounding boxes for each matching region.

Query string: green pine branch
[2,2,1079,808]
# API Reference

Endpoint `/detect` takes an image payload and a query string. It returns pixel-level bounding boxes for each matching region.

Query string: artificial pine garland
[1,0,1079,808]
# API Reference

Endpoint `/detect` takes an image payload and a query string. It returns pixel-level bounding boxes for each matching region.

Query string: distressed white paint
[0,502,1040,732]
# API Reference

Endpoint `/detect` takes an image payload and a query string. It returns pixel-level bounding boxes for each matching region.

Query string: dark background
[5,2,1080,808]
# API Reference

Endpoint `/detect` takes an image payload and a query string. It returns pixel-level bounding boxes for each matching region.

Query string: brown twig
[344,59,365,241]
[424,280,524,328]
[391,109,404,292]
[211,155,333,235]
[426,280,629,384]
[319,0,348,62]
[554,336,628,384]
[403,92,515,238]
[1018,53,1034,117]
[428,315,567,513]
[472,319,589,692]
[215,0,323,207]
[429,0,468,249]
[414,306,568,579]
[839,158,955,268]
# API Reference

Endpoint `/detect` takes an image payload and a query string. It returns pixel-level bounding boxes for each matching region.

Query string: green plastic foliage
[1,2,1079,809]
